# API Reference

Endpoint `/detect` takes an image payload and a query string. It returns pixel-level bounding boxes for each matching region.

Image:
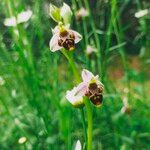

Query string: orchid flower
[4,10,32,27]
[66,69,104,107]
[49,25,82,52]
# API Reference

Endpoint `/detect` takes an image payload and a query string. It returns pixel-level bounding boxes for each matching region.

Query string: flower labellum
[82,69,104,106]
[85,82,103,106]
[50,26,82,52]
[66,69,104,107]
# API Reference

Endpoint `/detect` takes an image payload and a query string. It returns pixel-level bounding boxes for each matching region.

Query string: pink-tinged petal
[69,29,82,43]
[17,10,32,24]
[66,82,87,107]
[4,17,17,27]
[49,33,62,52]
[82,69,94,83]
[52,26,59,34]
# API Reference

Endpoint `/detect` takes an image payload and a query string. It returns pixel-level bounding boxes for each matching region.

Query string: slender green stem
[80,108,87,148]
[111,0,131,102]
[84,98,93,150]
[61,49,80,83]
[61,49,93,149]
[84,0,102,73]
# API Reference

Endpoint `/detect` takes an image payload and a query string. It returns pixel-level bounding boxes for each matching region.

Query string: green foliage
[0,0,150,149]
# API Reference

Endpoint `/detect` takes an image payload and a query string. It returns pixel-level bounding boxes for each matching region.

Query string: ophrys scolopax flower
[50,25,82,52]
[66,69,104,107]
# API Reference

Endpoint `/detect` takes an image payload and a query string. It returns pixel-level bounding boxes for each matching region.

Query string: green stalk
[84,98,93,150]
[77,0,90,68]
[136,0,147,100]
[61,49,93,149]
[80,108,87,148]
[61,49,80,83]
[111,0,131,101]
[83,0,102,73]
[5,0,51,135]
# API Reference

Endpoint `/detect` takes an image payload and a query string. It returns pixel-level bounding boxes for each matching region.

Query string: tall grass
[0,0,150,149]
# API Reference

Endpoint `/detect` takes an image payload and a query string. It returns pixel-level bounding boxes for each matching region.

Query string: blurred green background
[0,0,150,149]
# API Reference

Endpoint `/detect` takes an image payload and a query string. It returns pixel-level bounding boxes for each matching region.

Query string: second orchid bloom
[66,69,104,107]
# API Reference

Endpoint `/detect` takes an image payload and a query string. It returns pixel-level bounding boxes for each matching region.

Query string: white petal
[66,82,87,106]
[4,17,17,27]
[61,3,72,17]
[75,140,82,150]
[17,10,32,23]
[82,69,94,83]
[135,9,148,18]
[49,33,62,52]
[69,30,82,43]
[61,3,72,25]
[52,26,59,34]
[18,137,27,144]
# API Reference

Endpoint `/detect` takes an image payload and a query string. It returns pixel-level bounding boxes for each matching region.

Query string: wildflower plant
[66,69,104,107]
[49,3,104,150]
[49,3,82,52]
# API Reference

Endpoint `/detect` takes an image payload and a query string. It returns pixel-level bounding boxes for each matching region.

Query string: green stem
[61,49,80,83]
[84,0,102,73]
[61,49,93,149]
[84,98,93,150]
[80,108,87,148]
